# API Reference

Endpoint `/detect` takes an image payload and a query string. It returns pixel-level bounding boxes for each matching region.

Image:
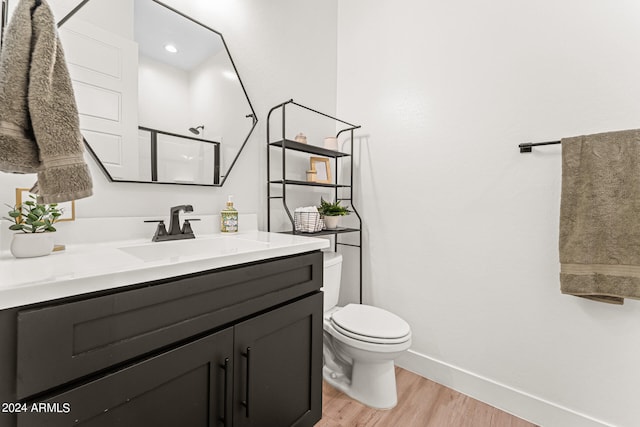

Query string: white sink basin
[119,236,269,262]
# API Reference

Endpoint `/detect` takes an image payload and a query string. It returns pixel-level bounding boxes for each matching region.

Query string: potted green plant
[317,198,350,229]
[4,195,62,258]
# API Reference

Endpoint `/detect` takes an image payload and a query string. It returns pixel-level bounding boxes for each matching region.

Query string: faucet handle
[181,218,200,235]
[145,220,168,241]
[181,220,194,235]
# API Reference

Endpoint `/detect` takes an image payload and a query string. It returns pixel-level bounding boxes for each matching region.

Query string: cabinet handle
[241,347,251,417]
[219,357,230,426]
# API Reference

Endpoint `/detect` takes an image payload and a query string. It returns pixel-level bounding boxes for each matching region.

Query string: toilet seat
[330,304,411,344]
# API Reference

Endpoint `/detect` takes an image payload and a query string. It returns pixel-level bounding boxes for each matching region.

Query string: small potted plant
[4,195,62,258]
[317,198,350,229]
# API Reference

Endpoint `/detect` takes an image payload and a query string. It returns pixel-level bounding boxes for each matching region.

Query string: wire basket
[294,211,323,233]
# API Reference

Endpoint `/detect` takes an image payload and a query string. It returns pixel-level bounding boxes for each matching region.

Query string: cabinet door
[234,293,323,427]
[17,328,233,427]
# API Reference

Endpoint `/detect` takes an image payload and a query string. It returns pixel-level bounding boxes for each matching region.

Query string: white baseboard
[396,349,615,427]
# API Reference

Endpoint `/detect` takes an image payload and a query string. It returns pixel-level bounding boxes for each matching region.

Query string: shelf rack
[266,99,363,303]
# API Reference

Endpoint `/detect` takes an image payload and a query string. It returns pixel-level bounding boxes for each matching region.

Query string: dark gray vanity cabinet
[0,251,323,427]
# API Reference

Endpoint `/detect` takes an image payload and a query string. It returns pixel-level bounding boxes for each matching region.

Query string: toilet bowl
[322,252,411,409]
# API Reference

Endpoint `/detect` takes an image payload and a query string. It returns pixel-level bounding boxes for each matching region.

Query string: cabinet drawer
[16,251,322,399]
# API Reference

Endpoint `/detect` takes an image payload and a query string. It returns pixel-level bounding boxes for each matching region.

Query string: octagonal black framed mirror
[17,0,257,186]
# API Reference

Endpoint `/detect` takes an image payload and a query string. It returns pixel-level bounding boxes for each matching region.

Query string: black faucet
[168,205,193,236]
[145,205,196,242]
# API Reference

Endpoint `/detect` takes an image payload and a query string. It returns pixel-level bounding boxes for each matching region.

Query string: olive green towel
[0,0,93,203]
[560,129,640,304]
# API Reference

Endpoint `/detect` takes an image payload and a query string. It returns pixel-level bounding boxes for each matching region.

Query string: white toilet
[322,252,412,409]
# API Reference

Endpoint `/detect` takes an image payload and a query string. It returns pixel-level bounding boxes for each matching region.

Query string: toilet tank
[322,252,343,310]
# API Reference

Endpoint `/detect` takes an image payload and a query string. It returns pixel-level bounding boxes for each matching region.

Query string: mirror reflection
[57,0,256,186]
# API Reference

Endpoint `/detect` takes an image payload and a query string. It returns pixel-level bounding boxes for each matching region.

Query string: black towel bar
[519,140,561,153]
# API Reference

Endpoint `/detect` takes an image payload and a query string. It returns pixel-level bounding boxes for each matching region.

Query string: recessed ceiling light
[164,44,178,53]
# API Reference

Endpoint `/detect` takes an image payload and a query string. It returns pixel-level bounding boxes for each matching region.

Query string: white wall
[0,0,337,232]
[337,1,640,426]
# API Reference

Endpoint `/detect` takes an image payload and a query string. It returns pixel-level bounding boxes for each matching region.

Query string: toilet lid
[330,304,411,344]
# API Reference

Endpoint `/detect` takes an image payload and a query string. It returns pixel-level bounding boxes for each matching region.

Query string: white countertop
[0,231,329,310]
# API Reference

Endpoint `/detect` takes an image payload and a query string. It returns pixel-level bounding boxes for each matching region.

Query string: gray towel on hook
[559,129,640,304]
[0,0,93,203]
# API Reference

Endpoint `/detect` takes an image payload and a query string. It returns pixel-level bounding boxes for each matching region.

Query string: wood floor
[316,367,538,427]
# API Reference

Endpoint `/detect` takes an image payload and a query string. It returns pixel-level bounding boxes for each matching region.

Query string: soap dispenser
[220,195,238,233]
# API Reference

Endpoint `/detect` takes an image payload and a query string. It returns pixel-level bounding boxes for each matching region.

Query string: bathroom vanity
[0,232,327,427]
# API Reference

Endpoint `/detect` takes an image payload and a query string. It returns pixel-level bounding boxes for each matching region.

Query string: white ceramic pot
[10,233,55,258]
[323,216,340,229]
[324,137,338,150]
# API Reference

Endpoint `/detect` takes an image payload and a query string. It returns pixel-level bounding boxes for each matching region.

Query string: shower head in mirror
[189,125,204,135]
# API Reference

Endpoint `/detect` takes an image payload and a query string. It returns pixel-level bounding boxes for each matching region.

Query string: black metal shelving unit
[266,99,364,303]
